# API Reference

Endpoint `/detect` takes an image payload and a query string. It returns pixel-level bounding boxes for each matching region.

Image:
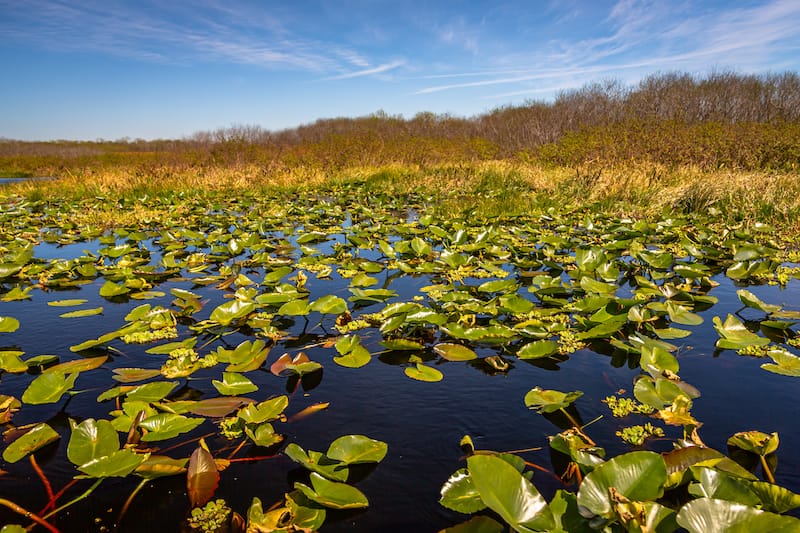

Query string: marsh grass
[6,161,796,236]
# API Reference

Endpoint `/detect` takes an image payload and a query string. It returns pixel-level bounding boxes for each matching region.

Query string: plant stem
[0,498,59,533]
[42,479,103,521]
[760,455,777,484]
[226,439,247,460]
[40,479,78,514]
[117,478,149,527]
[560,407,596,446]
[30,454,55,508]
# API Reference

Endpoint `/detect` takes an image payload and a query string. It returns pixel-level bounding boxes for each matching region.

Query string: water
[1,233,799,531]
[0,176,57,185]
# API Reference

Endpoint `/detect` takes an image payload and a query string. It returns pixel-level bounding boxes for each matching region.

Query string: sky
[1,0,799,141]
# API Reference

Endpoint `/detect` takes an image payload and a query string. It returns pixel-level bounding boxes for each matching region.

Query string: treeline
[3,70,800,175]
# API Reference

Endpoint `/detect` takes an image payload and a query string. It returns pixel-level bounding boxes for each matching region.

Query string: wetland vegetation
[1,70,800,532]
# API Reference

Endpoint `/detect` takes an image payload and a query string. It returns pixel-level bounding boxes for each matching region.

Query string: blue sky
[2,0,799,140]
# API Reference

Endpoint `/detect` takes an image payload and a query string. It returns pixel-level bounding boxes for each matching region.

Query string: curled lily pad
[737,289,781,314]
[727,431,779,456]
[238,396,289,424]
[713,314,769,350]
[524,387,583,414]
[761,349,800,377]
[212,372,259,396]
[294,472,369,510]
[327,435,388,465]
[284,443,349,482]
[270,352,322,376]
[439,468,486,514]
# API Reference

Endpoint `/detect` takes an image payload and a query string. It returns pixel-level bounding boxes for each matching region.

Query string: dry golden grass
[4,161,798,232]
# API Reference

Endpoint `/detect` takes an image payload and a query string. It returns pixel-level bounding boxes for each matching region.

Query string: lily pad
[434,343,477,361]
[576,451,667,518]
[294,472,369,510]
[524,387,583,414]
[467,454,555,532]
[405,363,443,382]
[2,423,60,463]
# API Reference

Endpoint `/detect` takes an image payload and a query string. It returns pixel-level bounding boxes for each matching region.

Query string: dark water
[1,238,799,531]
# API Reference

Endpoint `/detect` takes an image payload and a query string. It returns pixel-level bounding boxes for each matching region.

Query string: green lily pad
[0,316,19,333]
[59,307,104,318]
[467,454,555,533]
[405,363,443,382]
[379,338,424,351]
[294,472,369,510]
[124,380,179,403]
[676,497,800,532]
[99,280,131,297]
[22,371,78,405]
[577,451,667,518]
[2,423,60,463]
[284,443,349,482]
[327,435,388,465]
[209,300,256,325]
[0,350,27,373]
[309,294,348,315]
[67,418,121,466]
[238,396,289,424]
[727,431,779,456]
[713,314,770,350]
[434,343,477,361]
[138,413,204,442]
[517,340,558,359]
[524,387,583,414]
[439,468,486,514]
[761,349,800,377]
[212,372,259,396]
[737,289,781,314]
[47,299,89,307]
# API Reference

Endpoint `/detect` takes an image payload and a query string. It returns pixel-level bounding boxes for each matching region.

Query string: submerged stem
[0,498,59,533]
[117,478,149,527]
[560,407,596,446]
[42,479,103,521]
[30,454,55,508]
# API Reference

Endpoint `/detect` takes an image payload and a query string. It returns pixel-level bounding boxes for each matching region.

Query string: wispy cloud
[0,0,385,74]
[413,0,800,97]
[323,60,406,81]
